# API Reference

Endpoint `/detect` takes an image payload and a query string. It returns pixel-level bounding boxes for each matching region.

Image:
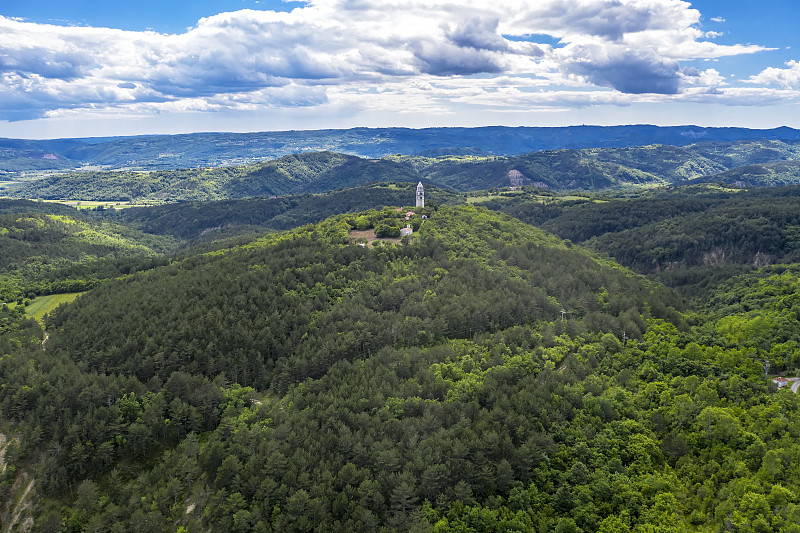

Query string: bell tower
[416,181,424,208]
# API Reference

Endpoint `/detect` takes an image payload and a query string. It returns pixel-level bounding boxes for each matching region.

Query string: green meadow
[14,292,83,323]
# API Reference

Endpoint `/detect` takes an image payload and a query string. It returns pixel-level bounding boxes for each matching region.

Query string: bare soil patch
[348,229,402,246]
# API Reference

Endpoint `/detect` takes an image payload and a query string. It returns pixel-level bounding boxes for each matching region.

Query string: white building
[416,182,424,208]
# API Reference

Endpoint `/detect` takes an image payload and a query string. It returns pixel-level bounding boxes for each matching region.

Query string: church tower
[416,181,424,208]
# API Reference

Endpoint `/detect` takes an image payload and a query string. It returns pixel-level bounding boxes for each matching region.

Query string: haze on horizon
[1,0,799,139]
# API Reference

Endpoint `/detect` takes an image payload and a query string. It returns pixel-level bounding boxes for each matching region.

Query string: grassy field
[465,195,496,204]
[13,293,83,323]
[467,192,555,204]
[467,192,602,204]
[42,199,138,210]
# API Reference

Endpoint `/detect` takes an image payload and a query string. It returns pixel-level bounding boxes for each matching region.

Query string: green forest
[3,137,800,531]
[485,185,800,295]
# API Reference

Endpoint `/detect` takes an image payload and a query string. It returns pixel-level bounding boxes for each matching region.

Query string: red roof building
[773,377,789,388]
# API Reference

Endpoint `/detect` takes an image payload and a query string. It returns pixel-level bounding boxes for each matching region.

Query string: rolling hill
[8,139,800,202]
[110,182,464,240]
[7,151,420,202]
[0,199,176,302]
[486,185,800,294]
[693,160,800,188]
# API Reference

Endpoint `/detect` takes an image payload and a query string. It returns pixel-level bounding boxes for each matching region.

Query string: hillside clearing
[347,228,403,246]
[18,293,83,323]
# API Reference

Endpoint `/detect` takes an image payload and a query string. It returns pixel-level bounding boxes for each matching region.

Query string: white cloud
[678,86,800,106]
[747,60,800,88]
[0,0,789,122]
[681,67,726,87]
[710,17,725,23]
[497,0,701,41]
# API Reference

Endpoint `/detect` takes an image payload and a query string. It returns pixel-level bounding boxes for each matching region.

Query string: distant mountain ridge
[2,125,800,173]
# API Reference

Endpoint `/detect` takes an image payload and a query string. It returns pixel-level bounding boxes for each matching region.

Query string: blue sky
[1,0,798,138]
[2,0,298,33]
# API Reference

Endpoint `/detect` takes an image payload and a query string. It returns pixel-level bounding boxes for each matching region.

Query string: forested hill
[485,185,800,295]
[8,139,800,202]
[0,205,675,530]
[694,160,800,188]
[0,184,464,302]
[110,182,464,240]
[0,200,176,302]
[393,140,800,191]
[7,151,421,202]
[3,204,800,530]
[2,125,799,173]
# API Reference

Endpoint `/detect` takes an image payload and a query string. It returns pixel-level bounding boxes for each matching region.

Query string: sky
[1,0,799,139]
